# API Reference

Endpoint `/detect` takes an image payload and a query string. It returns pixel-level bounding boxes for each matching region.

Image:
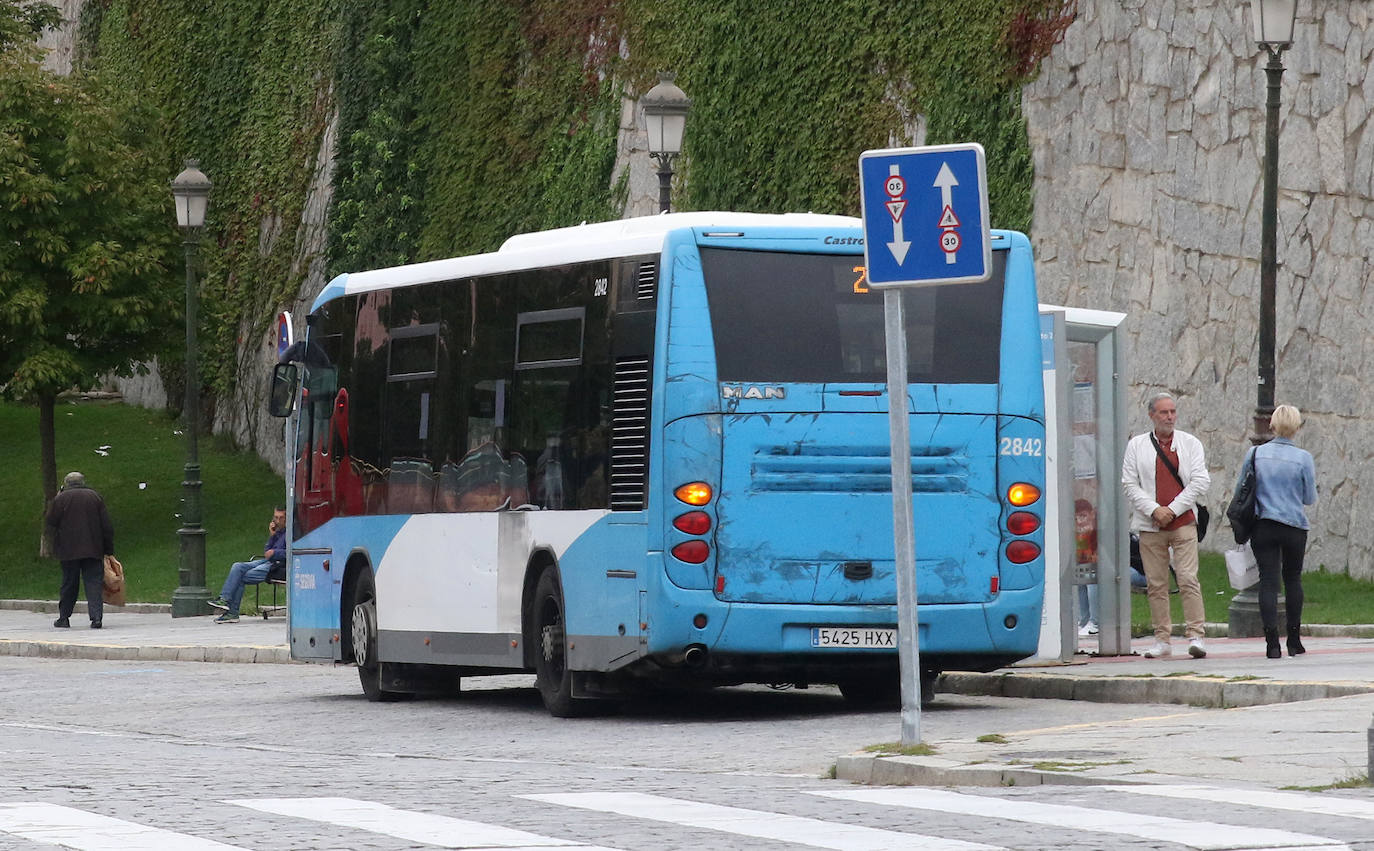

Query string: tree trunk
[38,391,57,559]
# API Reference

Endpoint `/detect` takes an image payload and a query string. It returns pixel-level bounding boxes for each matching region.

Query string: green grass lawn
[1,400,285,605]
[1130,550,1374,632]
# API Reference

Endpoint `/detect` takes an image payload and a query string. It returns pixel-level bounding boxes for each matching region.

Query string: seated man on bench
[210,506,287,624]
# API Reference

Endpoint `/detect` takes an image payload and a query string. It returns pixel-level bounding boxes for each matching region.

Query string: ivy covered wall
[76,0,1070,444]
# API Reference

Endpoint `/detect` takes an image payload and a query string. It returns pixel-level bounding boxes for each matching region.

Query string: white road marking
[523,791,1006,850]
[0,802,246,850]
[813,788,1351,851]
[228,796,619,849]
[1104,784,1374,821]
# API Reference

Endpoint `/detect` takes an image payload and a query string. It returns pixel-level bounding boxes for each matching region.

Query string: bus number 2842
[999,437,1043,457]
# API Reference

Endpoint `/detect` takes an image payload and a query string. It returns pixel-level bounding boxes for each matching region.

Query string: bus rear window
[700,247,1004,384]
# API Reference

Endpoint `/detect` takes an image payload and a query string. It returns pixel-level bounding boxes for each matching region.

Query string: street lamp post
[641,72,691,214]
[1230,0,1297,637]
[170,159,212,618]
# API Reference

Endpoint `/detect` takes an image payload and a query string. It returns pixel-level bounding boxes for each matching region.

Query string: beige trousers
[1138,524,1205,643]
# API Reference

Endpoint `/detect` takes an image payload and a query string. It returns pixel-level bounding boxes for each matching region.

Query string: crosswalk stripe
[227,797,619,850]
[523,791,1006,851]
[0,802,247,850]
[1103,784,1374,821]
[812,788,1351,851]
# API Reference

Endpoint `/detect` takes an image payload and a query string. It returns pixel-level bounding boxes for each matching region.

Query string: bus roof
[311,212,862,312]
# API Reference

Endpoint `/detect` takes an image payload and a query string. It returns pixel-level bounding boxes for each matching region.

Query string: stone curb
[937,671,1374,708]
[835,752,1154,788]
[0,640,290,665]
[0,600,172,615]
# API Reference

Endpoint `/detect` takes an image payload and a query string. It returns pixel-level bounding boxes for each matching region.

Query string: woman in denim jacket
[1234,405,1317,658]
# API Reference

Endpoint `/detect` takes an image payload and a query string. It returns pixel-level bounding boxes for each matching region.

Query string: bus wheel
[350,569,406,702]
[837,676,900,709]
[532,568,602,717]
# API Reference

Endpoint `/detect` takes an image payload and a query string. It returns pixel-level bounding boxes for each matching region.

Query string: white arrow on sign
[934,162,959,264]
[887,164,910,264]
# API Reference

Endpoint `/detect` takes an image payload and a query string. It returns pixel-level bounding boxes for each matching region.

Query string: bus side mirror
[269,363,298,417]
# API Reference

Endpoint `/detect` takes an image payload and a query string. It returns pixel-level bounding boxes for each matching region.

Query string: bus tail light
[675,482,713,506]
[1006,540,1041,564]
[673,511,712,535]
[672,540,710,564]
[1007,482,1041,506]
[1006,511,1040,536]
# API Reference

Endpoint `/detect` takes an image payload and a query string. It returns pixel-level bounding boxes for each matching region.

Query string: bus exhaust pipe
[683,644,709,669]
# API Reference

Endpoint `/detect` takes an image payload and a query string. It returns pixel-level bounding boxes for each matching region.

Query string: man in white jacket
[1121,392,1210,659]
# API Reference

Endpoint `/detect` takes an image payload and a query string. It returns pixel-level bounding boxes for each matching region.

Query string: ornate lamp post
[170,159,212,618]
[1230,0,1297,637]
[641,73,691,213]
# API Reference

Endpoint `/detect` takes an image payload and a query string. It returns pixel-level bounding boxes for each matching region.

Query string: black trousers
[59,558,104,623]
[1250,519,1306,632]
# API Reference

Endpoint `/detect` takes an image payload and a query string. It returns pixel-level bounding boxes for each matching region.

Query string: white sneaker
[1188,638,1207,658]
[1087,621,1099,635]
[1143,641,1172,658]
[1078,624,1092,637]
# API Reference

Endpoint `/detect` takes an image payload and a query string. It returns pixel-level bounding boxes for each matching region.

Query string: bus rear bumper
[642,585,1042,676]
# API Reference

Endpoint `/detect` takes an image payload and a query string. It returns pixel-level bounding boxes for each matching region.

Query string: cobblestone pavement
[1,655,1373,850]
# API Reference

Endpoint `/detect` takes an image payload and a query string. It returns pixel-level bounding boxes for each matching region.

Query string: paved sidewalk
[843,632,1374,790]
[0,601,288,664]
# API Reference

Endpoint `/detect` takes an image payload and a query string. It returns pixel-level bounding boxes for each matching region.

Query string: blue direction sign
[859,143,991,288]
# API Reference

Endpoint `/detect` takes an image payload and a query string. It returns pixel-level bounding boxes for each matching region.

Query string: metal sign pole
[884,288,920,745]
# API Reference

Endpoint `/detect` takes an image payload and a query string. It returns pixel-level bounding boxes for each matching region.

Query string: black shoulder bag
[1226,448,1260,545]
[1150,433,1209,541]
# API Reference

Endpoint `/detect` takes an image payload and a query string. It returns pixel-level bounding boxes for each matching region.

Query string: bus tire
[350,568,407,703]
[837,676,900,709]
[532,568,602,717]
[838,670,937,709]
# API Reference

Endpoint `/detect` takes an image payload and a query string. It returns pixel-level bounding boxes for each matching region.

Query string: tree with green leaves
[0,1,181,552]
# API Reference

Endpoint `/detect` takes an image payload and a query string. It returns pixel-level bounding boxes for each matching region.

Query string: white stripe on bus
[522,791,1005,851]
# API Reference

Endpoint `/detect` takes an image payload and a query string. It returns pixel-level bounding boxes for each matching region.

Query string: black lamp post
[1230,0,1297,637]
[170,159,212,618]
[641,73,691,213]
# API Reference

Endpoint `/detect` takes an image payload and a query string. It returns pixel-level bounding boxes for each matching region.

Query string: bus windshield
[700,247,1005,384]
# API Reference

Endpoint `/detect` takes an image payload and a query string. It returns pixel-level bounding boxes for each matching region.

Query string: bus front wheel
[350,569,407,702]
[532,568,605,717]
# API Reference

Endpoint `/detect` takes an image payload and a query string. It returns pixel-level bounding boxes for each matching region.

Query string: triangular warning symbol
[886,200,907,222]
[938,205,960,228]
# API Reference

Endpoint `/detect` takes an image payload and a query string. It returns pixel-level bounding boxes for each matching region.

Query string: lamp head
[171,159,212,229]
[641,72,691,157]
[1250,0,1297,50]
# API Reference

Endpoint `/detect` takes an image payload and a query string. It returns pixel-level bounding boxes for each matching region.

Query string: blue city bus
[267,212,1045,716]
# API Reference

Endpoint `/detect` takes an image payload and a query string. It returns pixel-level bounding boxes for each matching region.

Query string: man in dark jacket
[44,472,115,629]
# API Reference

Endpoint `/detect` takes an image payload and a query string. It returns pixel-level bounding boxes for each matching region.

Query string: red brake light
[1007,483,1041,506]
[1007,511,1041,536]
[1006,540,1041,564]
[675,482,713,506]
[671,540,711,564]
[673,511,712,535]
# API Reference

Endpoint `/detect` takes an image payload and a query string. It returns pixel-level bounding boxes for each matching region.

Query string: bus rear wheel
[350,568,407,702]
[838,670,937,708]
[532,568,607,717]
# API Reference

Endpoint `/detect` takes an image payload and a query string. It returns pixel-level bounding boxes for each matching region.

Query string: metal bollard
[1368,718,1374,780]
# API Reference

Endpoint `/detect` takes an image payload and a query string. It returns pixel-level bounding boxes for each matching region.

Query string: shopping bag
[1224,543,1259,590]
[102,554,126,606]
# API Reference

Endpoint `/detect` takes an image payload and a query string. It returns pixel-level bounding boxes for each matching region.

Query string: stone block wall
[1024,0,1374,576]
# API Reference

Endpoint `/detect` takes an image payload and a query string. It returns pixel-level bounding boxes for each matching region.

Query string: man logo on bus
[721,385,786,400]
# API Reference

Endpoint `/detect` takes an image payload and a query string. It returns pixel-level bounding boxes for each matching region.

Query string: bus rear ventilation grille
[611,358,650,510]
